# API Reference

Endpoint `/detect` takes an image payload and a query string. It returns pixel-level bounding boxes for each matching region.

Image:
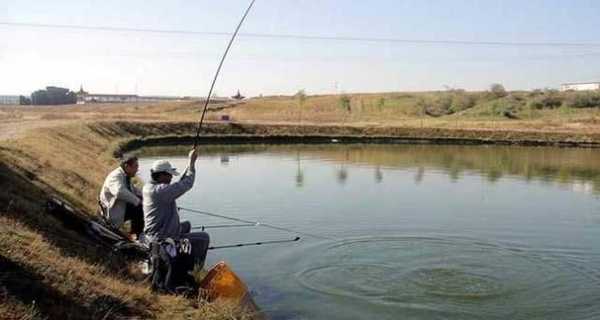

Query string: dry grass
[218,92,600,131]
[3,92,600,141]
[0,215,154,319]
[0,215,247,320]
[0,121,258,319]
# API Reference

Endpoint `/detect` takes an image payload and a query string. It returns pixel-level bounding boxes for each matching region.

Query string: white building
[80,93,139,104]
[75,86,200,104]
[0,95,20,105]
[560,82,600,92]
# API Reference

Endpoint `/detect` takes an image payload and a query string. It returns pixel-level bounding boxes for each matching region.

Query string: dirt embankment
[113,121,600,154]
[0,121,258,319]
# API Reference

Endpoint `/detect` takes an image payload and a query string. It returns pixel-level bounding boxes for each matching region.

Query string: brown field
[3,90,600,141]
[1,91,600,319]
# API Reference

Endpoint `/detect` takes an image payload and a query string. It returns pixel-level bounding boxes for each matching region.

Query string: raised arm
[155,148,198,202]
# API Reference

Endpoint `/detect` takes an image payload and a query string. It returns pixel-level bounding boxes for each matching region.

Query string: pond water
[138,144,600,320]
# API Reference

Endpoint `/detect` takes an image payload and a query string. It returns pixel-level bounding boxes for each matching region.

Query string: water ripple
[296,235,600,318]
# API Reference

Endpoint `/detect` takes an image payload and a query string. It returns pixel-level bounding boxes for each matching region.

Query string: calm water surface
[139,144,600,320]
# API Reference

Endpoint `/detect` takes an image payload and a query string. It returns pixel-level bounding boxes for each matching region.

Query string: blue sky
[1,0,600,96]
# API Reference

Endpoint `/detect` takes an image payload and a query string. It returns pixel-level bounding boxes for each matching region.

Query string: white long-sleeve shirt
[99,167,142,227]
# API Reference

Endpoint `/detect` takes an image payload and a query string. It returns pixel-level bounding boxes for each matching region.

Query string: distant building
[31,86,77,105]
[76,85,199,104]
[136,95,187,103]
[0,95,20,105]
[81,93,139,104]
[75,86,88,104]
[560,82,600,92]
[231,90,245,100]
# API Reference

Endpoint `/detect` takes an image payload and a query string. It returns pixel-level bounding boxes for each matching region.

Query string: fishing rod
[182,1,334,243]
[193,0,256,148]
[191,223,256,231]
[208,237,301,250]
[178,206,336,240]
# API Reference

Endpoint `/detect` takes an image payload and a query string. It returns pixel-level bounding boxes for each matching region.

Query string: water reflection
[220,155,230,166]
[414,167,425,185]
[295,151,304,188]
[336,166,348,185]
[374,166,383,183]
[136,144,600,194]
[336,149,350,185]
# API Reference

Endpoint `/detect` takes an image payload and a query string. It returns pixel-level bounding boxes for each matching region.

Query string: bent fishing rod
[193,0,256,148]
[179,206,336,241]
[183,1,331,244]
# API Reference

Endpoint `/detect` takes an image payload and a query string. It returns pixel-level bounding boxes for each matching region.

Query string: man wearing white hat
[143,149,197,242]
[143,148,210,270]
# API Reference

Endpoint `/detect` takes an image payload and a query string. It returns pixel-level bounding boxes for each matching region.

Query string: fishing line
[208,237,301,250]
[191,223,256,230]
[193,0,256,148]
[178,206,336,240]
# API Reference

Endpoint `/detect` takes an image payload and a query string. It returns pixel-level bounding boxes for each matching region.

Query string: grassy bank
[222,90,600,129]
[0,122,256,319]
[3,90,600,142]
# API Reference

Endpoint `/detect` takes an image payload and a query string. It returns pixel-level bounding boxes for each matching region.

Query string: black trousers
[179,221,210,269]
[150,234,210,293]
[124,203,144,236]
[181,232,210,269]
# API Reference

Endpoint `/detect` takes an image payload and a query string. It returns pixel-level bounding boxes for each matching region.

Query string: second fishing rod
[179,206,335,241]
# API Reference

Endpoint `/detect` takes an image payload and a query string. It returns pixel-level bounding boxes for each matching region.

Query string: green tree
[339,95,351,113]
[295,89,306,106]
[490,83,508,98]
[295,89,307,123]
[19,96,31,105]
[377,97,385,111]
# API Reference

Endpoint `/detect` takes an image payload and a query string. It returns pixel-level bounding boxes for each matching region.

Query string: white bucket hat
[150,160,180,176]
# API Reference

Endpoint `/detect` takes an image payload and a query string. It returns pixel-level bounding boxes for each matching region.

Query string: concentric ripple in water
[296,236,600,318]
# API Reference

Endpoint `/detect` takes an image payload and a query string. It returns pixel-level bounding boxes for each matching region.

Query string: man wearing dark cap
[99,154,145,240]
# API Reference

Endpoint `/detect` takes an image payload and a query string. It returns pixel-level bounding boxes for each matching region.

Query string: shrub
[377,97,385,111]
[449,91,477,113]
[19,96,31,105]
[338,95,351,112]
[489,83,508,98]
[295,89,306,106]
[529,89,543,97]
[527,91,563,109]
[563,91,600,108]
[490,95,523,118]
[418,90,477,116]
[419,93,453,117]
